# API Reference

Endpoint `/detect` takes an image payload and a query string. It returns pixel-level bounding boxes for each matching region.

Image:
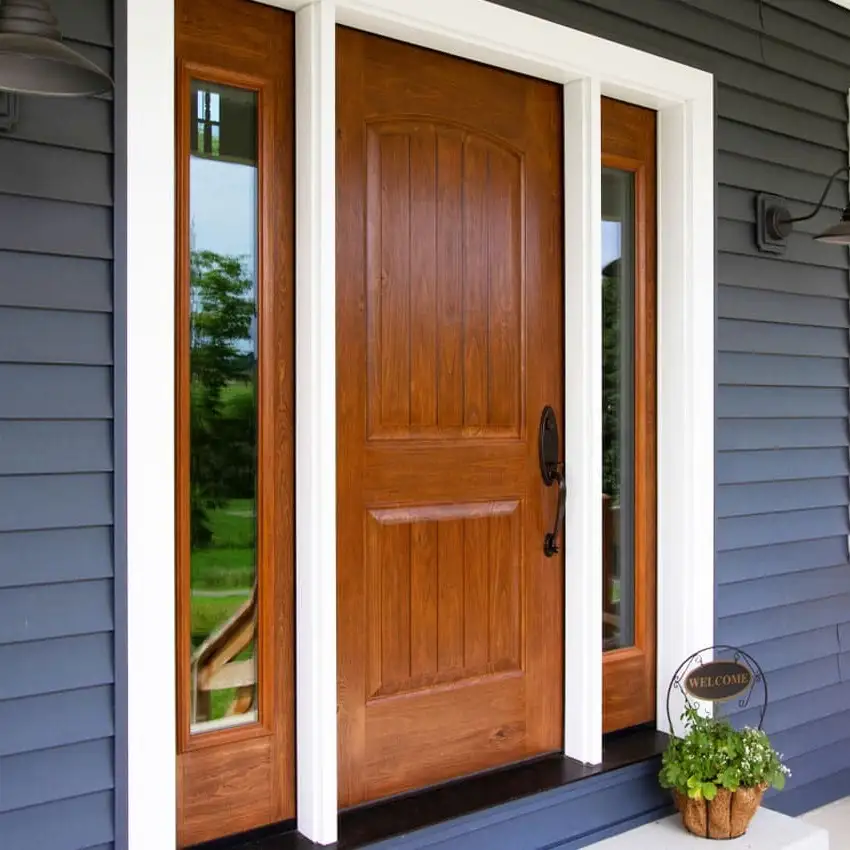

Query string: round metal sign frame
[665,644,768,732]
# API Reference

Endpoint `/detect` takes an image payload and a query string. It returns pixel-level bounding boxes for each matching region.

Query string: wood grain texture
[175,0,295,844]
[601,97,658,734]
[337,27,564,807]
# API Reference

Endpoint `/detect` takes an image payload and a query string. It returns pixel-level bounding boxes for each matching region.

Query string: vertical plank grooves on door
[460,135,467,430]
[410,128,438,428]
[485,150,492,426]
[436,132,463,429]
[379,133,411,429]
[366,516,383,698]
[463,516,489,668]
[381,521,412,690]
[462,137,488,431]
[411,521,438,678]
[490,509,520,665]
[437,519,464,671]
[487,149,522,432]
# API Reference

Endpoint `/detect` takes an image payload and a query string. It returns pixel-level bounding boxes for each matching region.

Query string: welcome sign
[666,646,768,731]
[683,660,753,702]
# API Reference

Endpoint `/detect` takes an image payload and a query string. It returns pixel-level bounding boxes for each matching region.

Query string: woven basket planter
[673,785,767,839]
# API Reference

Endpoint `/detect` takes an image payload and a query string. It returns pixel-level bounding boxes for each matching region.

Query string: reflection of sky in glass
[190,156,258,349]
[602,220,622,268]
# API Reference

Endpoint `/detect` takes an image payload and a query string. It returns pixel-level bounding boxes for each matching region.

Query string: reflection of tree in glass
[602,259,620,503]
[190,249,256,549]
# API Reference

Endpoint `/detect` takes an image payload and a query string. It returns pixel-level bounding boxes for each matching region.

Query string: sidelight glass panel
[188,81,259,733]
[602,168,635,652]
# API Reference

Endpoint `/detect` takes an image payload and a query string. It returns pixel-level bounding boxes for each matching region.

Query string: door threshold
[188,726,668,850]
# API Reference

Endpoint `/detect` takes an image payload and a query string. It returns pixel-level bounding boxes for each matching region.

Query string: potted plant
[659,705,791,839]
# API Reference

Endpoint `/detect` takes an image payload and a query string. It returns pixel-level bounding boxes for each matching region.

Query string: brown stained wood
[410,521,439,679]
[178,738,272,847]
[337,27,564,807]
[365,674,527,801]
[601,97,658,734]
[175,0,295,843]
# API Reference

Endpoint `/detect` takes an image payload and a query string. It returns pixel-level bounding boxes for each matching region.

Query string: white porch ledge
[593,808,829,849]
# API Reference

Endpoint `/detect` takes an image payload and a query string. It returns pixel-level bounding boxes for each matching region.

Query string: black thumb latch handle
[539,405,565,557]
[543,468,566,557]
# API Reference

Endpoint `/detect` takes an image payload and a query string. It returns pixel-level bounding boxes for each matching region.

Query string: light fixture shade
[0,0,113,97]
[814,205,850,245]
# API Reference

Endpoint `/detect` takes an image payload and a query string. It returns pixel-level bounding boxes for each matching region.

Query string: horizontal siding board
[718,287,848,328]
[0,308,113,365]
[719,152,849,208]
[0,473,112,533]
[716,85,846,150]
[53,0,113,47]
[716,478,848,517]
[0,526,113,588]
[719,218,848,268]
[734,679,850,735]
[718,507,849,550]
[0,139,111,207]
[0,365,112,419]
[717,119,848,176]
[717,536,850,583]
[0,196,112,259]
[718,385,848,419]
[772,710,850,761]
[717,321,848,358]
[732,626,842,674]
[717,353,848,388]
[0,791,113,850]
[0,686,113,756]
[10,96,112,153]
[0,579,113,645]
[716,251,849,299]
[0,633,113,701]
[0,252,112,312]
[0,421,113,475]
[717,418,849,451]
[771,766,850,818]
[716,448,850,483]
[717,564,850,615]
[782,737,850,790]
[0,738,113,813]
[719,593,850,646]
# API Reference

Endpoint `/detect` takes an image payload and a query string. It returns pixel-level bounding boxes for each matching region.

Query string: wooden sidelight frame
[600,97,657,734]
[174,0,296,845]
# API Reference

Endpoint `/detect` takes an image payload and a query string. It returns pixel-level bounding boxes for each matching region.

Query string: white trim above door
[124,0,714,846]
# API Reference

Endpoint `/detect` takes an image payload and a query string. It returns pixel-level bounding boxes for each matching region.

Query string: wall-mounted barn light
[756,165,850,253]
[0,0,113,98]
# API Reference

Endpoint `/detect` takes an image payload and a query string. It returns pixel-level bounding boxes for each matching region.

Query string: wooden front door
[337,29,565,806]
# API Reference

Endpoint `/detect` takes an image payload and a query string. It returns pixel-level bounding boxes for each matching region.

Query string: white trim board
[124,0,715,847]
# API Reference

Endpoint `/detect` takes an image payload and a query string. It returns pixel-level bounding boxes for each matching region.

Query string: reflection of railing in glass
[188,80,260,733]
[191,584,257,724]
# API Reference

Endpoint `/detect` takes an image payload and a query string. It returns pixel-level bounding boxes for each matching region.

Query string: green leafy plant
[659,705,791,801]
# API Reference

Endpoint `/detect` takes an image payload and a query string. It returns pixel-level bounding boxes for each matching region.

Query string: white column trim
[295,1,339,844]
[563,77,603,765]
[125,1,175,849]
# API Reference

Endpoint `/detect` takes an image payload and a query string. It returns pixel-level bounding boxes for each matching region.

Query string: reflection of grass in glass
[191,498,255,589]
[191,594,250,640]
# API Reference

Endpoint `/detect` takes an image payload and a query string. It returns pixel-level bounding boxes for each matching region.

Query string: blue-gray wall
[0,2,116,849]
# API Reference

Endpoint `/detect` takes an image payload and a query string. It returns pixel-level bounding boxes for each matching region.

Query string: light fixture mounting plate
[755,193,788,255]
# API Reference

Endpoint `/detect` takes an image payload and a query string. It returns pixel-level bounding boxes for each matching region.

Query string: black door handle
[539,406,565,557]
